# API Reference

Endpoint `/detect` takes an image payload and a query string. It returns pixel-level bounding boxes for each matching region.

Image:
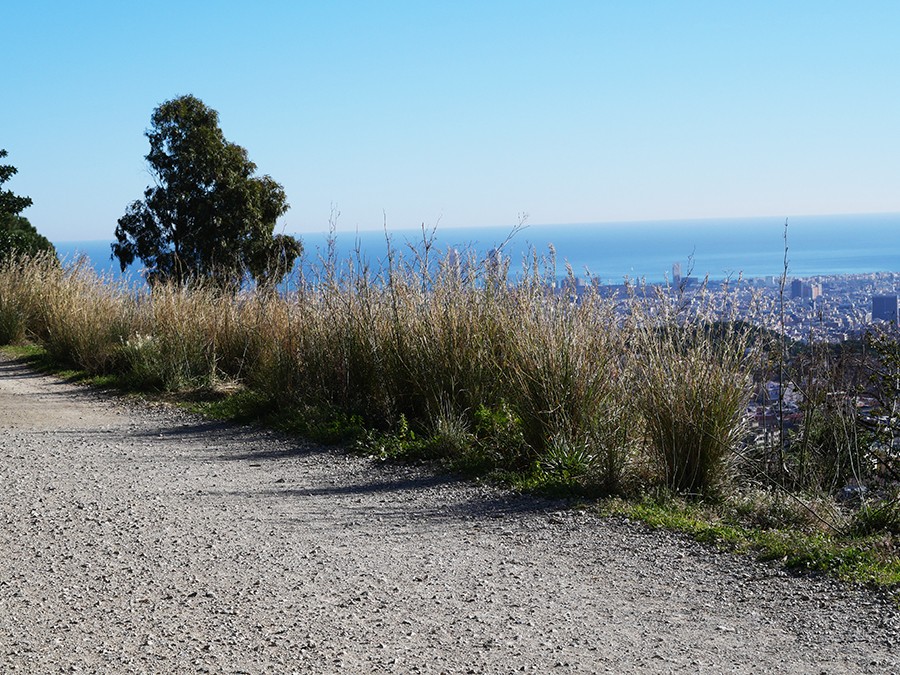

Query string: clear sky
[3,0,899,242]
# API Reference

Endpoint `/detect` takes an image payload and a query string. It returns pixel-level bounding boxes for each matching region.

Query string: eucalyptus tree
[113,95,301,288]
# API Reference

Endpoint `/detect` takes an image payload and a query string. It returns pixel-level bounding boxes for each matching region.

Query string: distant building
[672,262,682,284]
[791,279,822,300]
[872,295,899,323]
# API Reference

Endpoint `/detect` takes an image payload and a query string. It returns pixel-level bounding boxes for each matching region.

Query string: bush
[631,285,757,496]
[32,258,137,374]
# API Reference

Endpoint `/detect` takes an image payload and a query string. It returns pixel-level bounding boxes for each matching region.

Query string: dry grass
[0,247,763,496]
[628,282,759,495]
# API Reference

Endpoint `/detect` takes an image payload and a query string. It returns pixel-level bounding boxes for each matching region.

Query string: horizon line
[53,209,900,244]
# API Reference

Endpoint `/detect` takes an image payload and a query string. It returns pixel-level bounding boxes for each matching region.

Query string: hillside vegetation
[1,242,898,589]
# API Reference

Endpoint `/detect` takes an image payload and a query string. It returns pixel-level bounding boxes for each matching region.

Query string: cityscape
[559,267,900,344]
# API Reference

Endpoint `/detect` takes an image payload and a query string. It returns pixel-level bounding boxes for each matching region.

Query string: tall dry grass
[0,251,57,344]
[0,246,764,496]
[628,281,758,495]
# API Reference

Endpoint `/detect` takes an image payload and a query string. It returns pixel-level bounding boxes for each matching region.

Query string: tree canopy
[112,95,301,288]
[0,149,55,258]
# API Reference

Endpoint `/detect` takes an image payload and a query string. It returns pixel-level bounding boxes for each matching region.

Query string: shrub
[505,278,634,492]
[33,258,137,374]
[630,284,757,496]
[426,399,476,461]
[0,252,55,344]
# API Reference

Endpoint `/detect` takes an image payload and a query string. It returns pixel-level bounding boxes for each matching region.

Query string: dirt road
[0,355,897,673]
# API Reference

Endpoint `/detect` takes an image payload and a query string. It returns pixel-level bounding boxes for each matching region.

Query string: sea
[54,212,900,286]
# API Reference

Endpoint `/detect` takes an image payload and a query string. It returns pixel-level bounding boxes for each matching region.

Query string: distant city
[555,267,900,344]
[718,272,898,343]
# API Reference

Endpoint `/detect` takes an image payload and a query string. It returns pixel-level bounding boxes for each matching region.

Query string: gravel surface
[0,354,898,674]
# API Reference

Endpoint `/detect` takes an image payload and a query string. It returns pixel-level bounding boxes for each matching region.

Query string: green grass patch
[185,388,274,423]
[497,463,610,500]
[1,344,121,388]
[186,388,368,446]
[601,494,900,593]
[0,343,47,361]
[269,406,367,445]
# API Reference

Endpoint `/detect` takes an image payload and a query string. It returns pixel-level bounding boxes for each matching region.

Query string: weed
[848,497,900,537]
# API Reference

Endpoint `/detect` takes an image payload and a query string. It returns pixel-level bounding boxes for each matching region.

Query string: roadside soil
[0,354,897,674]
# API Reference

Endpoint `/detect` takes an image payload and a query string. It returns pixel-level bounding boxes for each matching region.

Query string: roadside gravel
[0,354,897,673]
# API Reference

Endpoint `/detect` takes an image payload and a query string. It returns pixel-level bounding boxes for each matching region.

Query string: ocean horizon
[55,212,900,285]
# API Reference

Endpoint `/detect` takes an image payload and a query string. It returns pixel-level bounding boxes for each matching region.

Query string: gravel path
[0,355,897,674]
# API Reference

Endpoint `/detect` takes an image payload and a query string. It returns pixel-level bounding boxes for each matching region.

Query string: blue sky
[3,1,899,242]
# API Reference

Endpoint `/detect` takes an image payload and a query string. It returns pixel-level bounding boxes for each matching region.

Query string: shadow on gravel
[367,494,561,522]
[301,490,562,526]
[210,471,564,525]
[0,359,53,380]
[128,420,324,459]
[268,472,460,498]
[143,416,568,523]
[131,420,243,438]
[217,445,327,461]
[218,487,560,527]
